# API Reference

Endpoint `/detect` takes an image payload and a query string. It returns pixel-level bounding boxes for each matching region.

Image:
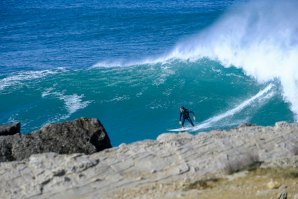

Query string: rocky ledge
[0,121,297,199]
[0,118,112,162]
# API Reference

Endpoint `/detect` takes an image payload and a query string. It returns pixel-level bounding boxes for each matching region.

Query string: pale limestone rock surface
[0,122,297,199]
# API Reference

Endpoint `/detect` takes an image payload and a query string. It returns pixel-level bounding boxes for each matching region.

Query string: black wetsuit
[180,109,195,127]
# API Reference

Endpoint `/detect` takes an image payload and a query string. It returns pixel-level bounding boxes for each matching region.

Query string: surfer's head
[180,106,185,112]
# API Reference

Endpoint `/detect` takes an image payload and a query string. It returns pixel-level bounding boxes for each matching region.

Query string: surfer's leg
[187,118,194,127]
[181,118,185,127]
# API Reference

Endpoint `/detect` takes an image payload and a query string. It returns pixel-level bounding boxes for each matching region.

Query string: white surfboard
[168,126,193,132]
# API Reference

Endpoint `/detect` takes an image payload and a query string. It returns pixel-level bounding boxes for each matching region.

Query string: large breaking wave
[168,0,298,119]
[93,0,298,119]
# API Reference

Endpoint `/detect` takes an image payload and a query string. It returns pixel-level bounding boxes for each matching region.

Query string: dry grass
[111,167,298,199]
[183,178,221,191]
[186,167,298,199]
[282,168,298,178]
[258,167,298,179]
[284,169,298,178]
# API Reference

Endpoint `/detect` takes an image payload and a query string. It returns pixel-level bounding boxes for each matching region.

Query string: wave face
[0,61,292,145]
[0,0,295,145]
[167,0,298,119]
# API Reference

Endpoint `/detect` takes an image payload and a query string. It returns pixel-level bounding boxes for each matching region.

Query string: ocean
[1,0,297,146]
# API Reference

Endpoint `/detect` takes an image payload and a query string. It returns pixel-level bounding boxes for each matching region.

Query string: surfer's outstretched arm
[179,112,182,125]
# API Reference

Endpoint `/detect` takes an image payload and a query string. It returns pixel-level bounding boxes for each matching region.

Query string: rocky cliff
[0,121,297,199]
[0,118,112,162]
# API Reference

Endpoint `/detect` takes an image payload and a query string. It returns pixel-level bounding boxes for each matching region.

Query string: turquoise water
[1,0,297,146]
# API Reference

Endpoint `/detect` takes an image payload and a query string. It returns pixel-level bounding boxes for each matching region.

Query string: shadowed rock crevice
[90,128,112,151]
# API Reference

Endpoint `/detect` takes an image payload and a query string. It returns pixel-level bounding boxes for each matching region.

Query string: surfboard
[168,126,193,132]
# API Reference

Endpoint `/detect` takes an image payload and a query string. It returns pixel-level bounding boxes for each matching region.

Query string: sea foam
[42,88,93,120]
[0,68,66,91]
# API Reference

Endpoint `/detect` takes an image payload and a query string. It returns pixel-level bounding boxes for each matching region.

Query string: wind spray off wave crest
[169,0,298,119]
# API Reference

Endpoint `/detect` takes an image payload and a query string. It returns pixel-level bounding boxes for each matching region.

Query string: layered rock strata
[0,122,297,198]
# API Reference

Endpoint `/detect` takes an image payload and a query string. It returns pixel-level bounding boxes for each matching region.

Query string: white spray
[168,0,298,119]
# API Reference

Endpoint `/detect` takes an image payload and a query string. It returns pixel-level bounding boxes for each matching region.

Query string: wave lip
[90,53,175,68]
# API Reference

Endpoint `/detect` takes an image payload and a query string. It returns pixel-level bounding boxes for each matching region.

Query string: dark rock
[0,136,16,161]
[238,123,256,128]
[278,189,288,199]
[0,123,20,136]
[0,118,112,162]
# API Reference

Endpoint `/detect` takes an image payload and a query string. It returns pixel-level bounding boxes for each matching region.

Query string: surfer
[179,106,196,128]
